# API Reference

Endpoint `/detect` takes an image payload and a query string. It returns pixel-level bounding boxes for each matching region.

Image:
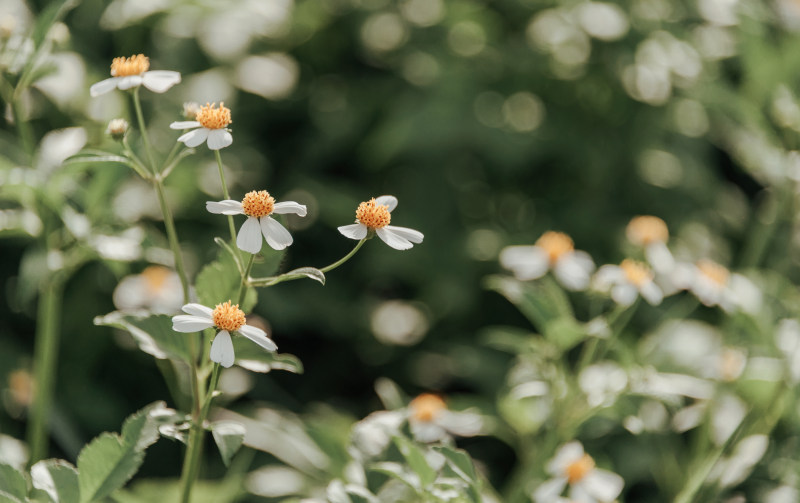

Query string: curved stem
[131,88,158,174]
[320,238,367,273]
[214,150,238,249]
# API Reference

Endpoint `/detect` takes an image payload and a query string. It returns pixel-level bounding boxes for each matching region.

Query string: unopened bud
[182,101,201,120]
[106,118,129,140]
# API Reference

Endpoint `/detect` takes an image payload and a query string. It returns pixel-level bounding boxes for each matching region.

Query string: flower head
[106,118,129,141]
[626,215,675,274]
[338,195,423,250]
[672,259,761,313]
[206,190,306,253]
[406,393,482,443]
[499,231,595,290]
[112,265,183,314]
[90,54,181,97]
[533,441,624,503]
[593,259,663,306]
[170,102,233,150]
[172,301,277,368]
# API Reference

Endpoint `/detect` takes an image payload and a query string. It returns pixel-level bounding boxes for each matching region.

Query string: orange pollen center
[536,231,574,264]
[356,198,391,229]
[212,301,246,332]
[196,102,232,129]
[566,454,595,484]
[141,265,171,293]
[110,54,149,77]
[241,190,275,217]
[697,259,729,287]
[621,259,652,287]
[409,393,447,423]
[627,216,669,245]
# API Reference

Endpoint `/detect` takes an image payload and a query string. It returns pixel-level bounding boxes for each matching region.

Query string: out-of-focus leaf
[231,337,303,374]
[484,275,573,330]
[432,445,476,482]
[210,421,245,467]
[369,462,420,492]
[93,312,192,363]
[195,250,257,313]
[0,463,27,500]
[543,317,586,350]
[31,459,79,503]
[392,436,436,487]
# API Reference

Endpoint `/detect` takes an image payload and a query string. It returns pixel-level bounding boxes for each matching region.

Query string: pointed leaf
[94,312,192,363]
[432,446,477,482]
[210,421,245,467]
[230,337,303,374]
[31,459,79,503]
[392,436,436,487]
[0,464,26,500]
[282,267,326,285]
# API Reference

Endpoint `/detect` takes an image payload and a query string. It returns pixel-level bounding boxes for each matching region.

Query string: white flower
[207,190,306,253]
[338,195,423,250]
[593,259,663,306]
[499,231,595,290]
[171,301,276,368]
[671,259,761,313]
[90,54,181,97]
[626,215,674,274]
[533,441,624,503]
[170,102,233,150]
[112,265,184,314]
[406,393,482,443]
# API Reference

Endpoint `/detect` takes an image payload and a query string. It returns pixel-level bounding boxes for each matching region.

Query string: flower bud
[106,118,129,140]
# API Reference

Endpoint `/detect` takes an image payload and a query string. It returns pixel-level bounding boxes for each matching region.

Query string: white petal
[611,283,638,306]
[207,129,233,150]
[181,303,213,317]
[646,242,675,274]
[170,121,202,129]
[593,265,624,291]
[547,442,585,475]
[273,201,307,216]
[554,252,594,291]
[640,281,663,305]
[533,477,568,503]
[438,410,482,436]
[237,217,263,254]
[384,225,423,243]
[499,246,549,281]
[177,128,209,148]
[116,75,143,90]
[238,324,278,351]
[172,315,215,332]
[376,227,413,250]
[581,469,624,501]
[261,216,293,250]
[410,422,447,443]
[210,330,235,368]
[338,223,368,240]
[141,70,181,93]
[89,77,120,97]
[375,195,398,212]
[206,200,244,215]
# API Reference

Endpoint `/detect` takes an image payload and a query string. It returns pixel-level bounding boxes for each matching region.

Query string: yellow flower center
[196,102,232,130]
[110,54,149,77]
[409,393,447,423]
[535,231,574,264]
[697,259,729,287]
[141,265,171,294]
[719,348,745,382]
[356,198,391,229]
[566,454,595,484]
[620,258,652,287]
[212,301,246,332]
[241,190,275,218]
[626,215,669,245]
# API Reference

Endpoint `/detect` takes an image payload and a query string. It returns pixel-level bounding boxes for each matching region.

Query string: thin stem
[249,239,368,287]
[320,238,367,273]
[153,180,190,303]
[214,150,239,248]
[238,254,255,305]
[26,278,64,465]
[131,88,158,174]
[11,99,34,156]
[121,137,151,180]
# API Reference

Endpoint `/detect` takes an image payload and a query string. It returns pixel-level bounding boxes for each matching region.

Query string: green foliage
[195,249,257,312]
[209,421,245,468]
[93,313,192,363]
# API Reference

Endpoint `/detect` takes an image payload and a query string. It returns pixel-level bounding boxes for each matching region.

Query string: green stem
[131,88,158,174]
[249,239,368,287]
[238,254,255,305]
[214,150,239,249]
[320,238,367,273]
[26,278,64,465]
[153,180,190,303]
[11,99,34,156]
[739,185,792,268]
[179,363,222,503]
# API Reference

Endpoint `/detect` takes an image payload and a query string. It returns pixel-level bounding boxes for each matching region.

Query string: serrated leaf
[31,459,79,503]
[210,421,245,467]
[195,250,257,313]
[392,436,436,487]
[77,402,166,503]
[0,463,27,500]
[231,337,303,374]
[94,312,192,363]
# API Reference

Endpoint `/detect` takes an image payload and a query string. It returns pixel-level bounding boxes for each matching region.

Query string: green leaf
[392,436,436,487]
[94,312,192,363]
[77,402,166,503]
[0,491,25,503]
[0,463,27,500]
[432,446,477,482]
[31,459,79,503]
[64,155,133,166]
[210,421,245,467]
[543,317,586,350]
[231,337,303,374]
[15,0,78,91]
[250,267,327,287]
[195,250,257,313]
[369,462,419,492]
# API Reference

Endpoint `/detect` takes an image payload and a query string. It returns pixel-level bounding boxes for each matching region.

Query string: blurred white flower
[90,227,144,261]
[594,259,663,306]
[499,231,595,290]
[626,215,674,274]
[90,54,180,97]
[672,259,761,313]
[170,102,233,150]
[407,393,482,443]
[533,441,624,503]
[776,319,800,382]
[338,196,423,250]
[351,410,404,459]
[576,2,629,41]
[112,265,183,314]
[172,301,276,368]
[579,362,628,408]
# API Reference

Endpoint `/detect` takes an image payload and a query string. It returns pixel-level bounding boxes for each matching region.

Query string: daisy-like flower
[626,215,674,274]
[171,301,277,368]
[90,54,181,97]
[112,265,183,314]
[499,231,595,290]
[594,258,663,306]
[170,102,233,150]
[206,190,306,253]
[672,259,761,313]
[407,393,482,443]
[533,441,624,503]
[338,195,423,250]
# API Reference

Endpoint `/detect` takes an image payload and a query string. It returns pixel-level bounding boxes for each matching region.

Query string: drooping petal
[554,252,593,291]
[410,422,447,443]
[438,410,483,436]
[384,225,423,243]
[141,70,181,93]
[338,223,368,240]
[376,227,413,250]
[237,217,263,254]
[260,216,293,250]
[581,469,624,502]
[207,129,233,150]
[170,121,202,129]
[206,200,244,215]
[499,246,549,281]
[116,75,143,90]
[640,281,663,306]
[273,201,307,216]
[210,330,235,368]
[89,77,120,97]
[532,477,568,503]
[181,303,213,317]
[238,324,278,351]
[172,315,215,332]
[593,265,624,291]
[375,195,398,212]
[177,128,209,148]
